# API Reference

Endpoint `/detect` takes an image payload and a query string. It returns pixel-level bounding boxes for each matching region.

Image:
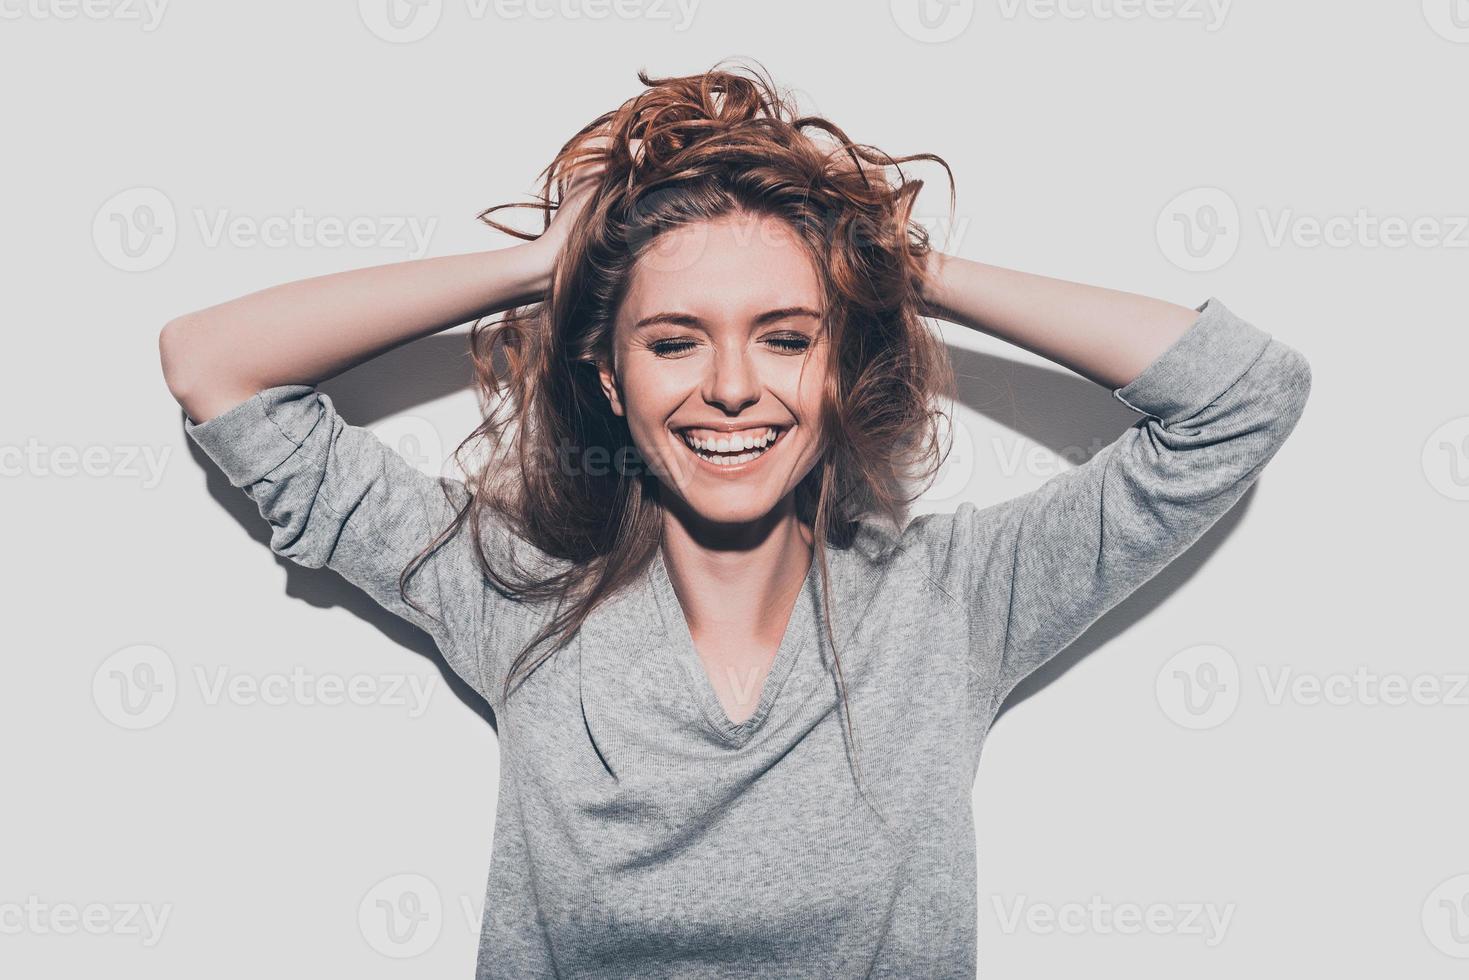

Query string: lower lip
[675,428,786,477]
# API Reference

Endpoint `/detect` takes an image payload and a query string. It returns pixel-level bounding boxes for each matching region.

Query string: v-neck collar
[646,545,820,748]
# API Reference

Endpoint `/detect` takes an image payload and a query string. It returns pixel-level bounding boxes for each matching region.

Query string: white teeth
[681,427,779,464]
[710,451,756,466]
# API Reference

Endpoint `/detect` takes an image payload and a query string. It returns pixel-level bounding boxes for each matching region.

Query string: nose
[701,343,761,415]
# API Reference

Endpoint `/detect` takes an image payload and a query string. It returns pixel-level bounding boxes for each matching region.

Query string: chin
[679,486,785,528]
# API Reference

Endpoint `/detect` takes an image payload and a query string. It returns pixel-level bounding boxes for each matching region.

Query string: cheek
[614,361,694,478]
[789,358,828,427]
[778,362,828,473]
[616,360,683,426]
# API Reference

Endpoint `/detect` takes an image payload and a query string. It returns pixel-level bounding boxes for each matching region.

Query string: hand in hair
[529,134,643,275]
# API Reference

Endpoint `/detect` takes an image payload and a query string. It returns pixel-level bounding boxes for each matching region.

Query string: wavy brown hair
[402,59,957,789]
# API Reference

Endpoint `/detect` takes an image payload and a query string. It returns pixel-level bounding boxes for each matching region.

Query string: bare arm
[158,242,554,424]
[155,147,623,425]
[917,252,1200,390]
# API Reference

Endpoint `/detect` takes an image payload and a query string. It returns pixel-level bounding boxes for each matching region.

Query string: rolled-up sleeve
[183,385,488,695]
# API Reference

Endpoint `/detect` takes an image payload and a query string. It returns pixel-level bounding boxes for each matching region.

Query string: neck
[658,497,814,636]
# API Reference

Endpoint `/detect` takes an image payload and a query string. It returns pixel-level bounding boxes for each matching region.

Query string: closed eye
[648,338,698,357]
[765,335,811,353]
[646,335,813,358]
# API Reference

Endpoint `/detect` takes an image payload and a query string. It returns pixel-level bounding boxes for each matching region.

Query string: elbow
[1283,345,1313,427]
[158,315,200,410]
[1260,335,1313,422]
[1256,342,1313,454]
[159,316,265,424]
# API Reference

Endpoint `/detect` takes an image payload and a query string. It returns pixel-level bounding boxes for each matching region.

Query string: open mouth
[676,425,786,468]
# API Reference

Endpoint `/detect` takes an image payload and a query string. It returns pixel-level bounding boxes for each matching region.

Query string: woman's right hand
[526,135,642,284]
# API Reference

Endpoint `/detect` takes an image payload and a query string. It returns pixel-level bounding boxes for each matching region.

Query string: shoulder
[841,500,1030,607]
[837,504,980,605]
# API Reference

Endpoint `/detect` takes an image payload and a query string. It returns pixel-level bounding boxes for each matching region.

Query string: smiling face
[596,211,830,531]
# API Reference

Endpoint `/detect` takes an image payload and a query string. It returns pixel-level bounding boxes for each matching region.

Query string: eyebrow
[631,306,824,331]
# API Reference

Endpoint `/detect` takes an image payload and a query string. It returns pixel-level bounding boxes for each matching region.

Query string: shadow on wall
[182,332,1263,734]
[945,343,1261,726]
[181,332,498,735]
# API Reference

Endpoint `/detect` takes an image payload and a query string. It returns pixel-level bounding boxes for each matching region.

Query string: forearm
[918,252,1200,391]
[160,242,551,424]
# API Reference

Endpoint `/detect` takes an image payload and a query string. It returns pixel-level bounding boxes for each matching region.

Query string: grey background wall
[3,1,1464,975]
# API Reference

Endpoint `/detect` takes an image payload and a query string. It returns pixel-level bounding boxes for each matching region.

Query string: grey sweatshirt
[184,296,1312,978]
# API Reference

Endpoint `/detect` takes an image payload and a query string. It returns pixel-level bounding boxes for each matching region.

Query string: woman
[160,63,1312,978]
